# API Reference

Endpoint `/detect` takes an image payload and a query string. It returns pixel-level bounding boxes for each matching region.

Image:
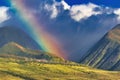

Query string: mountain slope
[80,24,120,71]
[0,42,64,63]
[0,26,40,50]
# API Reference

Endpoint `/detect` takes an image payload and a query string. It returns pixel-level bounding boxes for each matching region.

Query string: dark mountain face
[80,24,120,71]
[0,26,40,50]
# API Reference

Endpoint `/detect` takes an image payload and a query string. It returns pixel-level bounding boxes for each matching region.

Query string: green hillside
[0,42,65,63]
[80,24,120,70]
[0,57,120,80]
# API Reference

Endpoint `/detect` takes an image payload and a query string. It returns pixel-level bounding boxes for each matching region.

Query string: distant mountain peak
[0,26,41,50]
[107,24,120,42]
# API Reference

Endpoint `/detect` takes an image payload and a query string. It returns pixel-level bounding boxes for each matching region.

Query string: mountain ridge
[80,24,120,71]
[0,26,40,50]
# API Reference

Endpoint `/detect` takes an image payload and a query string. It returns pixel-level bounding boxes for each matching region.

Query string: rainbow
[10,0,67,59]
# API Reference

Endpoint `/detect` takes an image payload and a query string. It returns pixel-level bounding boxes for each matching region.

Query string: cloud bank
[114,9,120,21]
[0,6,10,23]
[44,2,59,18]
[44,0,70,19]
[43,0,120,22]
[70,3,101,21]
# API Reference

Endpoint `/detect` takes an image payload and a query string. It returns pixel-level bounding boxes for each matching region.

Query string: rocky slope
[80,24,120,71]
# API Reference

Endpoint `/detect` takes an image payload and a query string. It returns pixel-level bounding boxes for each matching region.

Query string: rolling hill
[80,24,120,71]
[0,57,120,80]
[0,42,65,63]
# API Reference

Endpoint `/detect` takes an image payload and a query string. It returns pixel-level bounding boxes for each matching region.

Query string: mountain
[0,43,119,80]
[0,26,40,50]
[0,42,65,63]
[80,24,120,71]
[0,42,120,80]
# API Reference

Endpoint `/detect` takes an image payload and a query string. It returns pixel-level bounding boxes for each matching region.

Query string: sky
[1,0,120,8]
[0,0,10,6]
[65,0,120,8]
[0,0,120,61]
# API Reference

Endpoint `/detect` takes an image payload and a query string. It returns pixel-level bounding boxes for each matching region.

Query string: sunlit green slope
[0,58,120,80]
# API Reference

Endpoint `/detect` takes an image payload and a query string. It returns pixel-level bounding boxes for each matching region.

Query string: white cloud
[0,6,10,23]
[70,3,101,22]
[44,3,58,18]
[44,2,101,20]
[61,0,70,10]
[44,0,61,19]
[44,0,71,19]
[44,0,120,22]
[114,9,120,21]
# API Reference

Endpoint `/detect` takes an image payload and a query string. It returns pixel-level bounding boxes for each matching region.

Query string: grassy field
[0,58,120,80]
